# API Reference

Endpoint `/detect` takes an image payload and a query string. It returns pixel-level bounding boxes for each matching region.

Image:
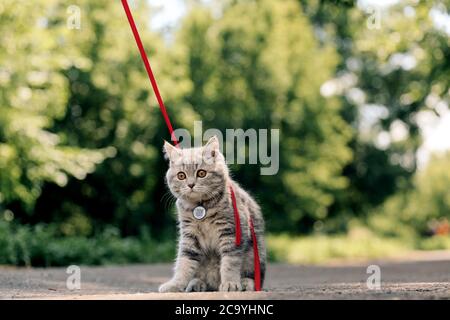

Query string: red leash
[121,0,261,291]
[121,0,178,146]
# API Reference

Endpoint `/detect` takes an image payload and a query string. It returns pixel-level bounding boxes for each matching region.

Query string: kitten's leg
[244,213,267,290]
[198,255,221,291]
[218,229,243,292]
[186,278,207,292]
[219,255,243,291]
[159,239,202,293]
[241,278,255,291]
[241,244,256,291]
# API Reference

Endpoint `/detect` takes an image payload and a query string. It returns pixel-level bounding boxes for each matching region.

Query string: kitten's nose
[188,183,195,189]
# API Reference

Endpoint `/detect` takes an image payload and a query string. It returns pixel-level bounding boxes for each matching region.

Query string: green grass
[0,221,175,267]
[267,229,450,264]
[417,235,450,251]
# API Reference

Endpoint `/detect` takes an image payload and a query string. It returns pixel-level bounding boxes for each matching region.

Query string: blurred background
[1,0,450,266]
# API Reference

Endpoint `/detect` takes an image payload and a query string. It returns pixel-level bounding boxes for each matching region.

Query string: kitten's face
[164,136,228,202]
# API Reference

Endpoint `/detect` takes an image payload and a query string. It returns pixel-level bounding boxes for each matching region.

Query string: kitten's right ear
[163,140,181,162]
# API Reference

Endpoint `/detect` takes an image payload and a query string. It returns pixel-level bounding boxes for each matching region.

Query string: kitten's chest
[198,220,221,252]
[178,200,227,253]
[186,219,221,254]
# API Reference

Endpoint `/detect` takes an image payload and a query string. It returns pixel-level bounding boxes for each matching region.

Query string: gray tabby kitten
[159,136,266,292]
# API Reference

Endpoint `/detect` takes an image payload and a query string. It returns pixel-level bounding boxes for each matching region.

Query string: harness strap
[249,217,262,291]
[230,185,261,291]
[229,186,242,246]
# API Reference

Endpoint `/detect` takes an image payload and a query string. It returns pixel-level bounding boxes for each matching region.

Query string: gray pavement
[1,253,450,299]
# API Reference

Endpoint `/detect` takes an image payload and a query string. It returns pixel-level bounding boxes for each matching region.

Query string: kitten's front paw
[159,280,185,293]
[186,278,207,292]
[219,281,242,292]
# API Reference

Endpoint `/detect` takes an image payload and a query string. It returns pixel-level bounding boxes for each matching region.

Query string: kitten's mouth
[183,190,202,201]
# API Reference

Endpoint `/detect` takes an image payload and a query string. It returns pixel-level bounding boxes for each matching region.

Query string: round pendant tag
[193,206,206,220]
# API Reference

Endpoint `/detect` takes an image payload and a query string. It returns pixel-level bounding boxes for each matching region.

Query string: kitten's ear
[163,140,181,162]
[203,135,219,160]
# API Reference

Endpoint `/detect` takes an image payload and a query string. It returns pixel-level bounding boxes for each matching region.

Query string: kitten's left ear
[163,140,182,162]
[203,135,219,160]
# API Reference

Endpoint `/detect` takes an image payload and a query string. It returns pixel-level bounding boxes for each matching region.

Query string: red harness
[230,186,261,291]
[121,0,261,291]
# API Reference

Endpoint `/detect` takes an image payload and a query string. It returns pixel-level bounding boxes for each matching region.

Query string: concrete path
[1,252,450,299]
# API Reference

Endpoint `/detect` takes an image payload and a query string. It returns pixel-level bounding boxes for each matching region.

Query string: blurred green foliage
[1,0,450,265]
[0,221,174,266]
[369,153,450,239]
[0,0,113,211]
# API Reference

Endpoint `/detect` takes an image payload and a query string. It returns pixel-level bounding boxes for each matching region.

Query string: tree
[299,0,450,226]
[176,0,353,232]
[0,0,110,215]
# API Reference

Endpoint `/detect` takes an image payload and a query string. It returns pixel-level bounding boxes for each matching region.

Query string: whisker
[161,190,177,212]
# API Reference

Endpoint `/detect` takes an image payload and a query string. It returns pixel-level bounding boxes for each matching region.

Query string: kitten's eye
[197,170,207,178]
[177,172,186,180]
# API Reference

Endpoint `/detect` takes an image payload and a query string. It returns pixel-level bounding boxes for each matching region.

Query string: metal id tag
[193,206,206,220]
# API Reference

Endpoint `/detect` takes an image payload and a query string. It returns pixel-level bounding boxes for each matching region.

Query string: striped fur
[159,136,266,292]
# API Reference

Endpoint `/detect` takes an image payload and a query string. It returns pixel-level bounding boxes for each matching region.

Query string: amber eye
[177,172,186,180]
[197,170,207,178]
